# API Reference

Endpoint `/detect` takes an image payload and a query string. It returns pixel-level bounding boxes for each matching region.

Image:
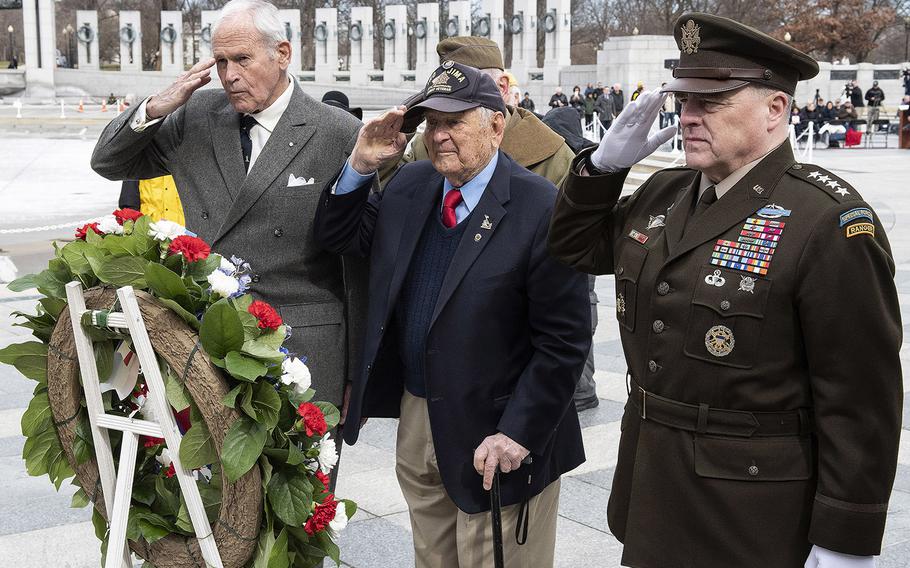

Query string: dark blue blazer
[314,151,590,513]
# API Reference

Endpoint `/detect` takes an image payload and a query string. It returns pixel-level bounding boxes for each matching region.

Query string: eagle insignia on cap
[681,19,701,54]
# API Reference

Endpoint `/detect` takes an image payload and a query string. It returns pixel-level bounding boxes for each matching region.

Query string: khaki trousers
[395,391,561,568]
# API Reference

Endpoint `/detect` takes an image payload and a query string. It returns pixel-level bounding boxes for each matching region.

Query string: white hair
[213,0,286,53]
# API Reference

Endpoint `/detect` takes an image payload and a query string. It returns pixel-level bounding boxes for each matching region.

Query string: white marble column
[478,0,504,58]
[544,0,571,86]
[382,4,408,87]
[314,8,337,84]
[199,10,219,62]
[118,11,141,72]
[446,1,472,39]
[415,3,439,84]
[277,9,302,73]
[349,6,374,86]
[160,11,183,73]
[509,0,538,84]
[22,0,56,98]
[75,10,99,70]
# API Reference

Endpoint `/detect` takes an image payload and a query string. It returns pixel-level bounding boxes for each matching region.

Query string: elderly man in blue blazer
[314,62,590,567]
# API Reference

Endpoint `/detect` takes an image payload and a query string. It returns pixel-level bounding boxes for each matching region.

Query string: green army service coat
[548,141,902,567]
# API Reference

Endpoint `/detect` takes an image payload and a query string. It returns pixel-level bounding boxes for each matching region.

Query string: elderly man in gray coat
[90,0,366,420]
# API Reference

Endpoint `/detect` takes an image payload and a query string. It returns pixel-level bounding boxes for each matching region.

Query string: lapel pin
[289,142,295,147]
[753,185,765,194]
[481,215,493,230]
[474,233,482,242]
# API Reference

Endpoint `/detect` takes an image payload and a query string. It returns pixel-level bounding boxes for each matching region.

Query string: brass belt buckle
[639,386,647,420]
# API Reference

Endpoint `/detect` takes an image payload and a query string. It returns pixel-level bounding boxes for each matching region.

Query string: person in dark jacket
[595,90,616,131]
[849,79,864,109]
[611,83,625,114]
[549,86,568,108]
[583,91,596,127]
[518,91,535,112]
[865,80,885,122]
[820,100,837,123]
[316,62,590,567]
[569,85,584,115]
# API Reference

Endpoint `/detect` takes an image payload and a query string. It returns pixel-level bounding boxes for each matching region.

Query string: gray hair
[213,0,286,53]
[750,84,793,109]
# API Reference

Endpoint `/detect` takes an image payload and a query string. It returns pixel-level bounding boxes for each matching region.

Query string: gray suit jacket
[91,83,366,407]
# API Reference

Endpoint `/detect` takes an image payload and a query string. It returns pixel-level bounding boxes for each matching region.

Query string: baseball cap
[400,61,507,132]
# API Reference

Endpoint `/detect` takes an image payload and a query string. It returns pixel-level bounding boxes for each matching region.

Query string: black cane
[490,469,505,568]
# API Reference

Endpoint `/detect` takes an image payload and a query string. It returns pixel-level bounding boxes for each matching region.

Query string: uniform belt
[629,377,811,438]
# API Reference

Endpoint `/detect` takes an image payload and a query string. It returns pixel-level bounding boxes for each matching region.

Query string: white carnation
[280,357,312,395]
[148,220,186,241]
[218,255,236,274]
[207,270,240,298]
[317,433,338,474]
[155,447,173,468]
[96,215,124,235]
[329,501,348,532]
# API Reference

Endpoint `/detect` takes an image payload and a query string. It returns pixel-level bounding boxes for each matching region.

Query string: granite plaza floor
[0,131,908,567]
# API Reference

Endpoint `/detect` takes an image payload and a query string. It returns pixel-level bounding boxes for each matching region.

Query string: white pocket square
[287,173,315,187]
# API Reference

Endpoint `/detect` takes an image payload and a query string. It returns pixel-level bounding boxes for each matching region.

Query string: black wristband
[584,152,610,176]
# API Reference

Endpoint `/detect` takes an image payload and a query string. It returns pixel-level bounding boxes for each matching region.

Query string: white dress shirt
[131,75,295,172]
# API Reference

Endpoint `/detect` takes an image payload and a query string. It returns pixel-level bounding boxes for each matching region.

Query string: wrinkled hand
[349,106,408,175]
[146,58,215,119]
[473,433,530,491]
[803,545,875,568]
[590,89,676,173]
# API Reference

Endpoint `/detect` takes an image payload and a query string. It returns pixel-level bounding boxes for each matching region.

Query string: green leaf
[0,341,49,383]
[269,528,290,568]
[71,487,90,508]
[179,422,217,470]
[199,301,244,360]
[94,256,150,288]
[91,506,108,540]
[343,498,358,520]
[145,262,191,306]
[185,255,220,281]
[157,298,200,330]
[253,527,277,568]
[258,327,286,350]
[286,443,306,466]
[21,391,52,437]
[221,416,267,483]
[222,384,244,408]
[267,467,314,527]
[315,528,341,564]
[73,415,94,465]
[164,372,192,412]
[313,402,341,432]
[154,475,180,517]
[94,340,114,382]
[39,297,66,319]
[225,351,268,382]
[232,294,254,312]
[252,382,282,430]
[22,427,59,476]
[198,473,222,522]
[131,475,157,506]
[7,273,37,292]
[175,499,194,534]
[240,384,256,420]
[238,311,261,341]
[61,240,96,274]
[241,339,286,364]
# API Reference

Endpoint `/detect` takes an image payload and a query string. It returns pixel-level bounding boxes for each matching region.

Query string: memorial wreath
[0,209,355,568]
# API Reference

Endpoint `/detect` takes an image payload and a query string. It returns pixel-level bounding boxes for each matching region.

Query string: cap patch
[681,20,701,54]
[426,65,470,97]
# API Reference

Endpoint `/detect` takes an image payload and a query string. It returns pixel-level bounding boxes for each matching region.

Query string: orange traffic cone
[101,101,108,112]
[77,99,84,113]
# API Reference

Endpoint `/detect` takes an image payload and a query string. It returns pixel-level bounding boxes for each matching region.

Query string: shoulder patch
[787,164,859,203]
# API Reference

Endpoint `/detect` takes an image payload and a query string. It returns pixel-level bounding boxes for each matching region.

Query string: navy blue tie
[239,114,258,171]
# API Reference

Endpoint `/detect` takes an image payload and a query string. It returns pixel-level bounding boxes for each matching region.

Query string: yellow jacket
[139,175,185,225]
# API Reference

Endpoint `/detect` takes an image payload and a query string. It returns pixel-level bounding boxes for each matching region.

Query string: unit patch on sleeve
[839,208,873,227]
[845,222,874,238]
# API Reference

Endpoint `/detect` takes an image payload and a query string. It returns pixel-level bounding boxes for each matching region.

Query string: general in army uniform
[548,13,902,568]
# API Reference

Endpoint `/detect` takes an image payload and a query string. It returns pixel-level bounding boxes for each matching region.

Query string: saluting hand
[349,106,408,175]
[473,433,530,491]
[589,89,676,173]
[146,58,216,119]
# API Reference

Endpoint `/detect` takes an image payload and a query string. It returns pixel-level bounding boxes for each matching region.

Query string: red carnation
[75,222,102,241]
[143,437,165,448]
[296,402,327,437]
[164,463,176,478]
[248,300,282,331]
[168,235,211,263]
[304,493,338,536]
[314,470,331,493]
[113,208,144,225]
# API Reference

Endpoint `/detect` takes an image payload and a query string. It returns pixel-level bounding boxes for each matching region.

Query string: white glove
[590,89,676,172]
[804,545,875,568]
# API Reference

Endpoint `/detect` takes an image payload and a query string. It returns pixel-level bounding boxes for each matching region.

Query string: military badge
[752,184,765,195]
[628,229,649,244]
[839,208,873,227]
[616,293,626,315]
[710,217,786,276]
[738,276,755,294]
[704,269,726,287]
[705,325,735,357]
[647,215,666,230]
[757,204,791,219]
[481,215,494,230]
[681,20,701,54]
[846,222,874,238]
